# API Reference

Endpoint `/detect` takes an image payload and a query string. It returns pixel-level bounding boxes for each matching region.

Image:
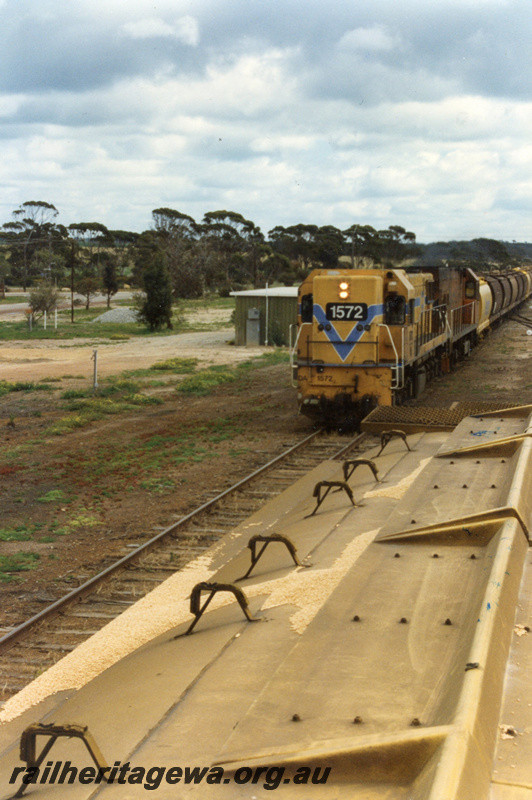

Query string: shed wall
[234,295,297,346]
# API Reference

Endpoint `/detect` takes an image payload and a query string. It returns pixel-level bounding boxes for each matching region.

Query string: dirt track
[0,306,257,381]
[0,330,261,381]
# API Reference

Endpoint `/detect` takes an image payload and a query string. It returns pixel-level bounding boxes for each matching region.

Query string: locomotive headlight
[338,281,349,299]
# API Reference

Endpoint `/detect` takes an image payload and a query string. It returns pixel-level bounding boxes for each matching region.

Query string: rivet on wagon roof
[411,718,421,727]
[353,716,363,724]
[352,615,361,622]
[291,714,301,722]
[444,618,452,626]
[400,617,408,624]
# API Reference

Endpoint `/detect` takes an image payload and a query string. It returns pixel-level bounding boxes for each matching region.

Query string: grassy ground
[0,350,290,582]
[0,295,27,304]
[0,296,234,341]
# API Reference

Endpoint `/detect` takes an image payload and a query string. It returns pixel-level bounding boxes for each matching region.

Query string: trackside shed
[231,287,298,346]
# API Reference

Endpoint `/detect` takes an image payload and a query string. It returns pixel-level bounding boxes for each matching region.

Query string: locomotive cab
[384,292,406,325]
[296,268,433,427]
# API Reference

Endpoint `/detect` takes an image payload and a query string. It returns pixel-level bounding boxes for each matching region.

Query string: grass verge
[176,350,289,396]
[0,552,40,583]
[0,295,234,341]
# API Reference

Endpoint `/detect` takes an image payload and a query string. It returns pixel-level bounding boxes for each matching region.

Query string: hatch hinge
[13,723,108,798]
[307,481,356,517]
[238,533,310,581]
[343,458,381,483]
[183,582,259,635]
[377,429,412,456]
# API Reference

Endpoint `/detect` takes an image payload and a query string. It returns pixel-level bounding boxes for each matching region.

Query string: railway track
[0,429,373,702]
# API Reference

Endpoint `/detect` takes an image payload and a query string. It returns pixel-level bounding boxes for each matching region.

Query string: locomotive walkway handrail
[451,300,478,338]
[289,322,310,388]
[378,323,404,389]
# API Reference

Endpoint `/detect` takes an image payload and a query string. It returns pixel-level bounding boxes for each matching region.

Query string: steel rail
[0,428,364,654]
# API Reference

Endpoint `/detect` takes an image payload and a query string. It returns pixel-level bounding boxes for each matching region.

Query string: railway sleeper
[68,610,119,619]
[124,563,180,572]
[82,597,136,606]
[187,526,233,534]
[48,629,101,636]
[0,683,27,695]
[0,659,43,671]
[195,511,244,518]
[68,601,128,616]
[129,557,194,567]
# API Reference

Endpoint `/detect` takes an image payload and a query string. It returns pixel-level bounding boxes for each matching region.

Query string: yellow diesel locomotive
[294,265,532,427]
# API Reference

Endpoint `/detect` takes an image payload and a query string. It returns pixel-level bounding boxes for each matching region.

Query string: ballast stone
[91,308,141,323]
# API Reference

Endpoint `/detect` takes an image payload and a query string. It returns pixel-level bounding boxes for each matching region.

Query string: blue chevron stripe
[313,303,384,362]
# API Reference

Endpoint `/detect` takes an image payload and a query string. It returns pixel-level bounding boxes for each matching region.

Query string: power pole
[70,241,75,323]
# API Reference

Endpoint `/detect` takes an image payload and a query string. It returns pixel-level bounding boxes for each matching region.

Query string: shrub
[28,282,61,317]
[150,357,198,373]
[136,253,174,331]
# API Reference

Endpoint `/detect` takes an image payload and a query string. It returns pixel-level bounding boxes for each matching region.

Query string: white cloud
[123,19,178,39]
[0,94,25,117]
[174,16,200,47]
[338,25,398,51]
[159,49,299,118]
[122,15,199,45]
[0,0,530,241]
[251,135,315,154]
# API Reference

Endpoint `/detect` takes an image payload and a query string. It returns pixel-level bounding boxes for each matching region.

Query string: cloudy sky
[1,0,530,242]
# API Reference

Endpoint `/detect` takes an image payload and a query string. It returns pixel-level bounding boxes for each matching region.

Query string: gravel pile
[91,307,140,323]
